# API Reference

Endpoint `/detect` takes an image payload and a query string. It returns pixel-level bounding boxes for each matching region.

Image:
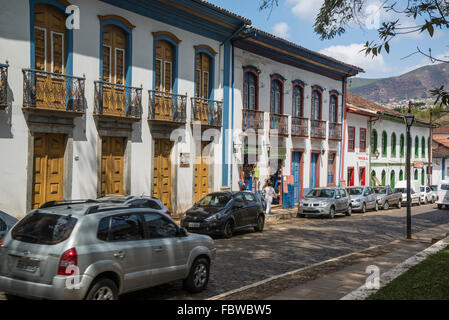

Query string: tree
[260,0,449,106]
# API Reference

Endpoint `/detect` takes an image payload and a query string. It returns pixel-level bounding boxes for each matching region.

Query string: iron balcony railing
[270,113,288,136]
[310,119,326,139]
[149,90,187,123]
[329,122,342,140]
[94,81,142,119]
[191,97,223,127]
[291,116,309,137]
[242,109,264,133]
[22,69,86,112]
[0,64,8,108]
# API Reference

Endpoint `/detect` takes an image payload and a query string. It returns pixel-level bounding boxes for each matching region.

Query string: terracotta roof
[433,135,449,148]
[246,26,364,74]
[346,93,403,117]
[434,126,449,134]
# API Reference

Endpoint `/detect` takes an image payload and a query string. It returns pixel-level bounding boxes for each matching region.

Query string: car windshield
[11,212,77,245]
[431,186,438,191]
[348,188,363,195]
[197,194,232,207]
[305,189,335,198]
[441,184,449,191]
[374,187,386,194]
[420,187,426,192]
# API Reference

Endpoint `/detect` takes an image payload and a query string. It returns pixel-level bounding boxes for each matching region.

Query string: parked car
[0,211,18,241]
[97,195,172,216]
[0,200,216,300]
[298,187,352,219]
[430,185,438,202]
[347,186,378,213]
[373,186,402,210]
[394,186,421,206]
[181,191,265,238]
[420,186,436,204]
[436,180,449,209]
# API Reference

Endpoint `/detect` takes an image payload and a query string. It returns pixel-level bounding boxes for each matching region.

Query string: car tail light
[437,195,440,201]
[58,248,77,276]
[0,240,3,247]
[165,210,172,216]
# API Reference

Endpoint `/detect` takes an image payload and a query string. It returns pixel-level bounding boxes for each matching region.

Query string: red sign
[414,162,424,168]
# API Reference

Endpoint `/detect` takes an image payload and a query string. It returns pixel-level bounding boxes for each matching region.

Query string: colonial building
[432,135,449,185]
[344,93,431,189]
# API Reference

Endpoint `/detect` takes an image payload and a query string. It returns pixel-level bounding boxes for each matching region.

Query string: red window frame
[360,128,367,152]
[348,126,355,152]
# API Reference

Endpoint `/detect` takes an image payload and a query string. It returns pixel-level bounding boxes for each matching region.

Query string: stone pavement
[267,223,449,300]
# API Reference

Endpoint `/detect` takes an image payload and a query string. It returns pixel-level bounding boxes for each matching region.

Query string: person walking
[263,182,276,215]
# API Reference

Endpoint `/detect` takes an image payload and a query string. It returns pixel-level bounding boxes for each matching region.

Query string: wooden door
[153,139,173,210]
[101,137,125,196]
[32,133,65,209]
[195,53,211,124]
[154,40,174,121]
[34,4,66,110]
[194,141,210,203]
[102,25,127,116]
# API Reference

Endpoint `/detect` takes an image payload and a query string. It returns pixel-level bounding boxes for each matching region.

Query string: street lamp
[404,102,415,239]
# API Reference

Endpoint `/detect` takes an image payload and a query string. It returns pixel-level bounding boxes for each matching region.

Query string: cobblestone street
[120,204,449,300]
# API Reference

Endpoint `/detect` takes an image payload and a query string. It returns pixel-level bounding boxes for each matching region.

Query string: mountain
[348,63,449,104]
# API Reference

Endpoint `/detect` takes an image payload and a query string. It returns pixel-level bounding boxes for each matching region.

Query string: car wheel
[418,199,421,206]
[346,205,352,216]
[254,214,265,232]
[85,278,118,300]
[438,204,443,209]
[361,203,366,213]
[375,202,379,212]
[383,201,389,210]
[328,206,335,219]
[223,220,234,238]
[397,200,402,209]
[183,257,210,293]
[424,197,428,205]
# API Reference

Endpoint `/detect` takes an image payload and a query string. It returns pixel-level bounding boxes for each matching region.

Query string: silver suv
[0,200,216,300]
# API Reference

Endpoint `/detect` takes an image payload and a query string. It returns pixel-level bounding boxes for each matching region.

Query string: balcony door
[101,137,125,196]
[195,141,210,203]
[195,52,211,124]
[155,40,174,121]
[34,4,66,110]
[102,25,127,116]
[153,139,173,210]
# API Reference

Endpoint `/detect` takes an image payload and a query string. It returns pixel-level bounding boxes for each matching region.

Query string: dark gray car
[373,186,402,210]
[298,187,352,219]
[0,211,18,240]
[347,186,378,213]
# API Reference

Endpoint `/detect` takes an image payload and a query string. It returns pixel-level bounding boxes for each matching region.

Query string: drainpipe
[338,78,347,187]
[368,114,381,186]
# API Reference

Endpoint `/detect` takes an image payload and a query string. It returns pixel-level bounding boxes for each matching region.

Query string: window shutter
[164,61,172,93]
[34,28,46,71]
[102,46,111,82]
[51,32,64,74]
[115,49,125,85]
[155,59,162,91]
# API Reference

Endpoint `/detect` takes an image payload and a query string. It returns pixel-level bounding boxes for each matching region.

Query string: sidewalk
[267,223,449,300]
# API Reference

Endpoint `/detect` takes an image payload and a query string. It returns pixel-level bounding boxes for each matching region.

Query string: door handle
[154,246,164,253]
[114,251,125,259]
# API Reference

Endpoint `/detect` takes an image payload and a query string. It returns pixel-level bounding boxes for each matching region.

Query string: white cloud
[319,43,390,76]
[272,22,291,38]
[287,0,323,21]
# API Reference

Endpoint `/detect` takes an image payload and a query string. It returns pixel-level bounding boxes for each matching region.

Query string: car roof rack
[84,205,133,215]
[39,199,100,209]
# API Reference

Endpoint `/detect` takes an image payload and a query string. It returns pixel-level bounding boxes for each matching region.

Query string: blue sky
[210,0,449,79]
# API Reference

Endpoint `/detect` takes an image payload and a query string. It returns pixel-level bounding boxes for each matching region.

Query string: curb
[341,234,449,300]
[206,241,400,300]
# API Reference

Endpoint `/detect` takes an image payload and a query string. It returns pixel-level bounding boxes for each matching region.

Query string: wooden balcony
[310,119,326,139]
[0,64,8,109]
[291,117,309,137]
[191,97,222,127]
[242,109,264,133]
[270,113,288,136]
[149,90,187,125]
[329,122,342,140]
[94,81,142,120]
[22,69,86,114]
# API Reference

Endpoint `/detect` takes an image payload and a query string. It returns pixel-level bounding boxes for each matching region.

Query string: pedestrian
[263,182,276,215]
[238,180,246,191]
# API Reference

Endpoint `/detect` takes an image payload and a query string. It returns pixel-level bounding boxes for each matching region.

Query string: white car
[436,181,449,209]
[420,186,436,204]
[393,187,421,206]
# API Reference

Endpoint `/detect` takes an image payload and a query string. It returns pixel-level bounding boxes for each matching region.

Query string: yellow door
[34,4,66,110]
[153,139,173,210]
[154,40,174,121]
[195,52,211,124]
[32,133,65,209]
[101,137,125,196]
[102,25,127,116]
[194,141,210,203]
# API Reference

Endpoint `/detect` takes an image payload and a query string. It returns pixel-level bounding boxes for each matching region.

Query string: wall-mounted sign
[357,156,369,161]
[414,161,424,169]
[180,153,190,168]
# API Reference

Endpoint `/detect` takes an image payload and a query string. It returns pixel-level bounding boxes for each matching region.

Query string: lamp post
[404,102,415,239]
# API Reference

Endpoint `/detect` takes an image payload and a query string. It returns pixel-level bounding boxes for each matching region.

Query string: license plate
[16,258,39,273]
[189,223,201,228]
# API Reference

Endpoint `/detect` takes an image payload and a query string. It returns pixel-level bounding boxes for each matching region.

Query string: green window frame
[414,136,419,158]
[381,170,386,186]
[391,133,397,157]
[371,170,377,186]
[421,169,425,186]
[399,169,404,181]
[372,129,378,153]
[390,170,396,189]
[421,137,425,158]
[414,169,418,180]
[400,134,405,158]
[382,131,387,157]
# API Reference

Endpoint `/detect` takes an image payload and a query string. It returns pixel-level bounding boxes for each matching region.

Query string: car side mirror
[178,228,188,237]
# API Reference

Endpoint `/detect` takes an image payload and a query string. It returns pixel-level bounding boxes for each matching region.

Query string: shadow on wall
[0,85,14,139]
